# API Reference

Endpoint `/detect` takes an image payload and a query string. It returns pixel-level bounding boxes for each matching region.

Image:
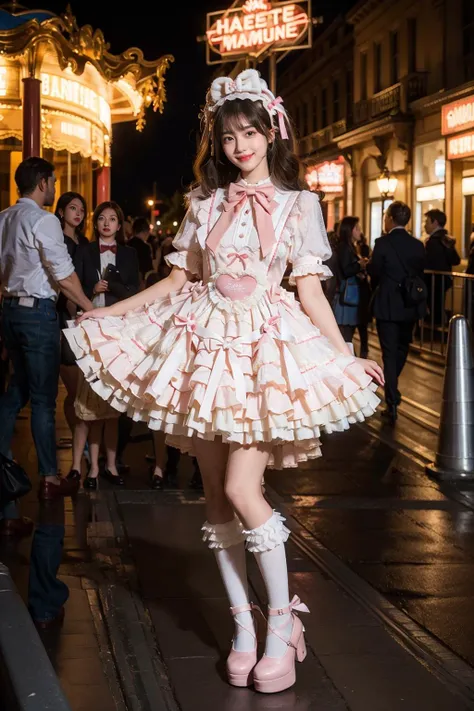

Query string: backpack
[388,240,427,308]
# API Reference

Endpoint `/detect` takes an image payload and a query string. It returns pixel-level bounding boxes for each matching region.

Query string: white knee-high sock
[202,518,255,653]
[245,511,293,658]
[214,543,255,652]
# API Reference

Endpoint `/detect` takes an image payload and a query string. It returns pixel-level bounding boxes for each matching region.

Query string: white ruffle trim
[288,263,333,286]
[201,516,246,549]
[165,249,202,278]
[243,511,290,553]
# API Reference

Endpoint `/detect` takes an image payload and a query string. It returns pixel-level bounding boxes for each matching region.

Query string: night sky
[44,0,355,215]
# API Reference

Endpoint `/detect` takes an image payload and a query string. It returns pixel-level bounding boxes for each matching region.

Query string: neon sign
[40,73,111,130]
[206,1,310,62]
[442,96,474,136]
[306,159,345,193]
[447,131,474,160]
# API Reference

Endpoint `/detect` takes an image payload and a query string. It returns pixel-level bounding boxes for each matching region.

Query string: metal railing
[298,119,348,157]
[352,72,428,126]
[413,270,474,358]
[283,269,474,360]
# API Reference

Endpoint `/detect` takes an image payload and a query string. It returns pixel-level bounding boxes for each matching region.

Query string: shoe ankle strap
[230,602,260,616]
[267,595,310,617]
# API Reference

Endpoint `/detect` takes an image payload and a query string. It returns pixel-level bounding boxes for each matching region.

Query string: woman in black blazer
[74,204,140,307]
[70,201,139,489]
[55,192,89,448]
[332,217,368,351]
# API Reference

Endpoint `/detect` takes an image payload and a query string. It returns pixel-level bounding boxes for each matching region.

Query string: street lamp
[377,167,398,198]
[146,199,155,226]
[173,221,178,227]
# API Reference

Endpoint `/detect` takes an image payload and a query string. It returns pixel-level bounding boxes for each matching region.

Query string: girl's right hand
[75,307,111,325]
[93,280,109,294]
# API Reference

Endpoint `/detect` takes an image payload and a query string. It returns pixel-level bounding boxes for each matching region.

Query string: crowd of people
[325,202,462,424]
[0,157,201,538]
[1,64,470,696]
[0,65,381,694]
[0,160,465,534]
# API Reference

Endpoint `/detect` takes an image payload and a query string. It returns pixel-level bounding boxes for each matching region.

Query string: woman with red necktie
[68,201,139,490]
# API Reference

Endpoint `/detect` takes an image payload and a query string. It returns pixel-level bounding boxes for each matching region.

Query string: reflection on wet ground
[1,375,474,710]
[28,500,68,628]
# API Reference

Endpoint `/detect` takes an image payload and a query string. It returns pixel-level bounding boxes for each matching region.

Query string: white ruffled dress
[64,180,380,468]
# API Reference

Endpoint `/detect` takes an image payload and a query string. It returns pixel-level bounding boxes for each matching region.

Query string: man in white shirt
[0,157,93,535]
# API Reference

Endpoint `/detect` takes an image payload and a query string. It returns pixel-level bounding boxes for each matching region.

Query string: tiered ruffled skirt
[64,282,380,468]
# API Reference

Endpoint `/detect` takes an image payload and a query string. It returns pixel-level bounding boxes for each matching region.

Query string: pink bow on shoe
[289,595,310,615]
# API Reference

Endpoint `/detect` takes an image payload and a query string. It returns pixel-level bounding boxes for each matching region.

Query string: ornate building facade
[280,0,474,254]
[0,4,173,211]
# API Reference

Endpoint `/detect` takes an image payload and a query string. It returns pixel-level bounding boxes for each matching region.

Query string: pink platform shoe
[253,595,310,694]
[227,602,260,687]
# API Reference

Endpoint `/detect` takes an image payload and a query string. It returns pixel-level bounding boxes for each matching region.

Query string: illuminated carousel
[0,2,173,209]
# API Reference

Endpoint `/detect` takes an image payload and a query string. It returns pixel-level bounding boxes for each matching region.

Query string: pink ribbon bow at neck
[206,182,278,259]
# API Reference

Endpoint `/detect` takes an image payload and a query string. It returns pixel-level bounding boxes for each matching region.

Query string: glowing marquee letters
[447,131,474,160]
[207,1,310,58]
[442,95,474,136]
[306,159,345,193]
[40,73,111,130]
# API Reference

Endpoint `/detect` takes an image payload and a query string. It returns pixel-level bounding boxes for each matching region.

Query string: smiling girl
[65,70,382,693]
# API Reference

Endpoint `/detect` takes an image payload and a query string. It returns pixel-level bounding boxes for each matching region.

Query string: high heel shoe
[83,475,98,491]
[253,595,309,694]
[227,602,260,688]
[101,468,124,486]
[149,465,164,490]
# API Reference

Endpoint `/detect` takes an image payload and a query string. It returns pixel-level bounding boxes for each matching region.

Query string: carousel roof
[0,8,55,28]
[0,3,174,130]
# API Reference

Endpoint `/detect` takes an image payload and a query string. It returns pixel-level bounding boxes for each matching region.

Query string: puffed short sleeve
[288,190,333,286]
[165,200,203,279]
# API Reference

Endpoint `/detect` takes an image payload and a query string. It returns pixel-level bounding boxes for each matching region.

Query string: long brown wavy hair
[55,191,87,235]
[194,98,303,197]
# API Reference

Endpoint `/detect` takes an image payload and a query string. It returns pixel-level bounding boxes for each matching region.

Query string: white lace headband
[204,68,289,141]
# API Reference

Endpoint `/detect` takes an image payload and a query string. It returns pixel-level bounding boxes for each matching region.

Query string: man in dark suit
[424,209,460,325]
[368,202,426,424]
[127,217,154,284]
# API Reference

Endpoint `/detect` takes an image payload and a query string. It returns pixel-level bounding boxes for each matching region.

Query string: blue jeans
[0,298,60,478]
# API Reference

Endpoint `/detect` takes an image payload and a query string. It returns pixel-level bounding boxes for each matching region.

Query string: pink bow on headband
[206,182,278,259]
[267,96,289,140]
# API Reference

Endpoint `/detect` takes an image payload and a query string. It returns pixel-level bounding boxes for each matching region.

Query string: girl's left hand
[354,357,384,387]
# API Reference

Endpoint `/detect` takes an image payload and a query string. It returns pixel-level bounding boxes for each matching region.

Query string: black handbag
[103,264,124,284]
[0,452,32,505]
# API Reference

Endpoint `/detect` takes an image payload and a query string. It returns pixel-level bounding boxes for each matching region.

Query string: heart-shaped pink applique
[215,274,257,301]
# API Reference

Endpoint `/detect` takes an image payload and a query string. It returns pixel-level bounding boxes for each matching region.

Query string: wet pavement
[2,353,474,709]
[266,427,474,669]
